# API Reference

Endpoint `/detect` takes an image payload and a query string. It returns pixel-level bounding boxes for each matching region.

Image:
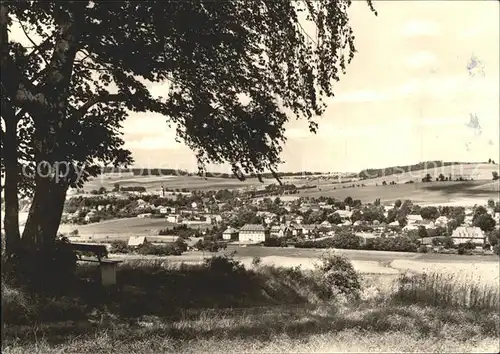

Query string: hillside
[83,174,275,193]
[358,161,497,180]
[297,180,499,205]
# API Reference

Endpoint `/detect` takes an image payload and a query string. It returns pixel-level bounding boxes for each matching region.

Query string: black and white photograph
[1,1,499,353]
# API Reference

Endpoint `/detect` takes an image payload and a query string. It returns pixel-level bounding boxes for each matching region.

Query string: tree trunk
[22,177,69,249]
[3,112,21,255]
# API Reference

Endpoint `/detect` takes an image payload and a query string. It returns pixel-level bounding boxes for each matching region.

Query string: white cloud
[402,20,441,37]
[406,51,438,68]
[287,128,312,139]
[333,90,388,103]
[124,136,182,150]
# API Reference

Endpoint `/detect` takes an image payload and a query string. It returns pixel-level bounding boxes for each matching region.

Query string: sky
[10,1,500,174]
[125,1,500,173]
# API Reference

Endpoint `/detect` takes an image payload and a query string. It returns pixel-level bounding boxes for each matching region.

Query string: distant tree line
[358,161,481,180]
[98,166,351,180]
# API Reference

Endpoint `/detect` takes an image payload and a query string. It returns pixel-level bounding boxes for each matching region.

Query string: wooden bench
[64,243,122,287]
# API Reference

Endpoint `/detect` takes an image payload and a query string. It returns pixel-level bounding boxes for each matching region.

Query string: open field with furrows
[296,180,499,204]
[303,163,500,186]
[83,174,275,192]
[58,217,211,238]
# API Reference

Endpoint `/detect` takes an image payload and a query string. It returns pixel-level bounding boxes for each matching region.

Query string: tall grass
[392,272,500,311]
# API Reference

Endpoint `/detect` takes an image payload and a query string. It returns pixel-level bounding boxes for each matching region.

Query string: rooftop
[239,224,267,232]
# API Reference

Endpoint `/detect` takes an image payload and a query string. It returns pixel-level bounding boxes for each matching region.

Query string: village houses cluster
[59,184,500,250]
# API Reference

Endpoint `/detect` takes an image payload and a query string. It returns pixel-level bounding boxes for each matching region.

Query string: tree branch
[19,20,50,68]
[74,93,126,118]
[1,5,48,111]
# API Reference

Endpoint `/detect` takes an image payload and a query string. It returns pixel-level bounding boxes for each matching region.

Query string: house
[451,226,485,245]
[335,210,352,220]
[434,216,449,227]
[222,227,239,241]
[302,224,318,239]
[238,224,269,244]
[407,215,423,224]
[84,211,98,223]
[320,204,334,210]
[128,236,147,248]
[97,205,105,211]
[167,214,183,223]
[282,214,295,225]
[320,220,332,229]
[295,216,304,224]
[288,223,301,236]
[417,219,435,229]
[209,214,223,224]
[270,225,290,238]
[191,202,198,209]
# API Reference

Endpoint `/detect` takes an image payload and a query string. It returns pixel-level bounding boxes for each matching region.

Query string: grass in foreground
[3,255,499,353]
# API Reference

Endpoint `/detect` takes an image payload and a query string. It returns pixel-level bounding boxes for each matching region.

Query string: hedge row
[267,232,420,253]
[109,239,188,256]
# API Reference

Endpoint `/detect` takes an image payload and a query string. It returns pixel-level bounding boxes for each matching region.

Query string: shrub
[109,240,129,254]
[252,256,262,267]
[204,254,244,274]
[265,237,293,247]
[417,245,428,253]
[136,242,183,256]
[315,251,361,300]
[194,239,226,252]
[332,232,362,249]
[5,236,78,294]
[296,237,335,249]
[173,238,188,253]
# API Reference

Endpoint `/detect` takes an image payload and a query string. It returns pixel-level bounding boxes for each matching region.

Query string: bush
[4,236,78,294]
[109,240,129,254]
[136,242,183,256]
[332,232,362,249]
[204,254,244,274]
[264,237,288,247]
[194,239,226,252]
[417,245,428,253]
[365,236,418,252]
[315,251,361,300]
[251,256,262,267]
[296,237,335,249]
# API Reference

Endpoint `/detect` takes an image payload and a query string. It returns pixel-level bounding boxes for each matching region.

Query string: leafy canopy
[1,1,376,192]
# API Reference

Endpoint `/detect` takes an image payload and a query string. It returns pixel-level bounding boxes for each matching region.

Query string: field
[79,163,499,206]
[58,217,212,239]
[83,174,274,192]
[296,180,499,204]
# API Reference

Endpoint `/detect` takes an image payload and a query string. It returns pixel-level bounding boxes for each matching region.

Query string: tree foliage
[1,1,376,253]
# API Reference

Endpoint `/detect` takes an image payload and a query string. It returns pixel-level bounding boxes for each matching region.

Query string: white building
[451,226,485,245]
[238,224,269,244]
[222,227,239,241]
[167,214,183,223]
[407,215,423,224]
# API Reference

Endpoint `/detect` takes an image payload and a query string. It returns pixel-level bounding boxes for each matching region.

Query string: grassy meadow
[3,252,499,353]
